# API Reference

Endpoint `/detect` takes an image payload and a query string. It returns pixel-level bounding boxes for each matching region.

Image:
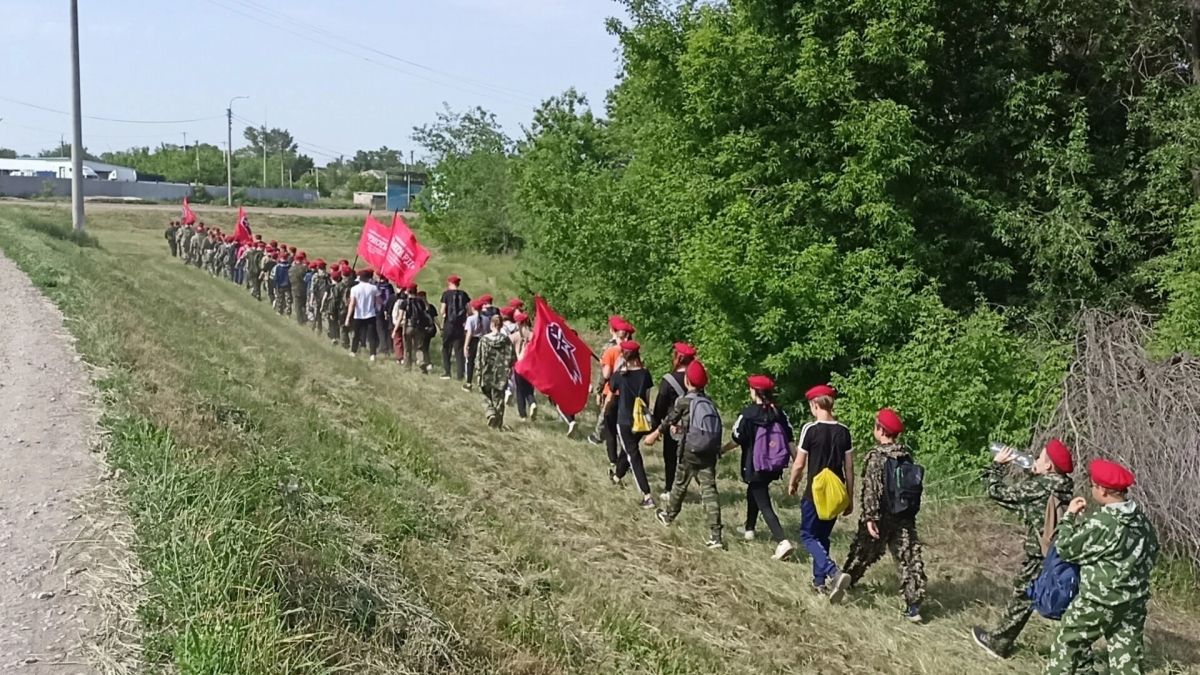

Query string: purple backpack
[753,421,790,472]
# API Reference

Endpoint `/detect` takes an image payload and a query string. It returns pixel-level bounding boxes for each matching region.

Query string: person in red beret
[461,298,489,390]
[973,438,1076,659]
[787,383,855,600]
[507,309,539,422]
[603,340,658,509]
[439,274,471,381]
[394,281,434,373]
[588,316,637,448]
[840,408,928,621]
[307,259,333,336]
[717,373,798,561]
[1043,459,1158,675]
[507,297,525,310]
[645,360,725,549]
[643,342,698,501]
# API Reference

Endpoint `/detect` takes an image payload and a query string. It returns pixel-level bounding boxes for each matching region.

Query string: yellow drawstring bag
[811,468,850,520]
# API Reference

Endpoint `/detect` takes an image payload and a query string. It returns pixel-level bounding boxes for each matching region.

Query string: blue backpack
[1027,544,1080,620]
[752,421,791,472]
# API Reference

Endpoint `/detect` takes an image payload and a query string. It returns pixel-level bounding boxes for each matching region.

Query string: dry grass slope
[0,203,1197,674]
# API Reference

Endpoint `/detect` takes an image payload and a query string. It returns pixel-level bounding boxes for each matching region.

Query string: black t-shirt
[441,289,470,328]
[797,420,852,500]
[731,404,795,484]
[610,367,653,428]
[652,371,686,427]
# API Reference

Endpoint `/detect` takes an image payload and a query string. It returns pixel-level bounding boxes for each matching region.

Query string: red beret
[500,306,515,319]
[469,298,484,310]
[673,342,697,358]
[330,272,341,281]
[480,294,494,303]
[685,360,708,388]
[514,311,528,324]
[748,374,775,391]
[447,274,461,285]
[806,384,837,400]
[360,268,374,276]
[508,297,525,309]
[620,340,640,352]
[1045,438,1074,473]
[1089,459,1135,491]
[308,262,318,270]
[876,408,904,436]
[608,315,626,330]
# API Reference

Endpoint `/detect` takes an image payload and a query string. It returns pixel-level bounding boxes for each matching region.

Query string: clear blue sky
[0,0,623,164]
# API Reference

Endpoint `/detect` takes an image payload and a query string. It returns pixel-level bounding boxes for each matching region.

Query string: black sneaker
[904,605,923,623]
[971,627,1004,659]
[704,536,724,550]
[587,433,602,446]
[655,511,672,527]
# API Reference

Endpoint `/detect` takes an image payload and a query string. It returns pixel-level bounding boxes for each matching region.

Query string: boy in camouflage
[261,252,277,304]
[1045,459,1158,675]
[840,408,927,622]
[165,221,179,257]
[646,361,723,549]
[476,314,516,428]
[972,439,1075,658]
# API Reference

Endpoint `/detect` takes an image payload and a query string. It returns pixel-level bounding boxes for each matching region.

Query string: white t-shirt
[350,281,379,320]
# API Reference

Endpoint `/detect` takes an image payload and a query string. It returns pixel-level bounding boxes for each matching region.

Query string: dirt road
[0,198,388,220]
[0,253,102,671]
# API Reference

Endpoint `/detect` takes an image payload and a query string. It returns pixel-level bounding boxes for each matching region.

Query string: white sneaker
[772,540,796,561]
[529,402,538,421]
[566,420,577,437]
[736,526,756,541]
[660,492,671,505]
[369,355,376,362]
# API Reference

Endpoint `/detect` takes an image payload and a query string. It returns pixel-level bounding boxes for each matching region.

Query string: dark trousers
[746,481,787,542]
[513,373,536,418]
[614,424,652,495]
[799,497,840,587]
[443,332,466,379]
[375,315,392,355]
[465,338,480,382]
[661,434,679,493]
[602,406,619,465]
[351,317,379,356]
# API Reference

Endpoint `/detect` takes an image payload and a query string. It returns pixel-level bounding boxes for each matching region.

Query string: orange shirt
[600,344,622,396]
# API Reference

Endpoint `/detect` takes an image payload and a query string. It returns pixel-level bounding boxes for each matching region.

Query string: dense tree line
[416,0,1200,478]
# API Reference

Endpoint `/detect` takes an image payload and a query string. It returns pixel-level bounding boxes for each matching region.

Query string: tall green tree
[412,105,519,253]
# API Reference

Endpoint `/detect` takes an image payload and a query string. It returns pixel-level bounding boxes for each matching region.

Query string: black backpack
[883,454,924,518]
[406,297,434,332]
[444,290,469,325]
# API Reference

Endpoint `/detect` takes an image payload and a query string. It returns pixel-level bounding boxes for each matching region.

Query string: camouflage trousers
[326,316,341,343]
[249,276,262,301]
[293,290,307,324]
[1046,597,1147,675]
[481,383,506,428]
[310,305,324,333]
[842,517,926,607]
[275,288,291,315]
[404,327,430,371]
[986,553,1043,655]
[267,280,276,304]
[662,458,722,540]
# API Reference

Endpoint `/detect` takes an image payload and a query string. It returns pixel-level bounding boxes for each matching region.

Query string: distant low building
[0,157,137,181]
[353,191,386,209]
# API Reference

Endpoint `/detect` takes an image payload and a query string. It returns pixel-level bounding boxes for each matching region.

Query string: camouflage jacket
[245,249,262,275]
[178,228,193,247]
[860,443,914,524]
[310,271,331,308]
[985,463,1074,558]
[165,225,178,242]
[1058,500,1159,606]
[288,262,308,291]
[477,331,516,389]
[262,257,277,281]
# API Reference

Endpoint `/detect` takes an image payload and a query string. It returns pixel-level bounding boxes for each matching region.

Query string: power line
[227,0,535,98]
[0,95,224,125]
[199,0,530,104]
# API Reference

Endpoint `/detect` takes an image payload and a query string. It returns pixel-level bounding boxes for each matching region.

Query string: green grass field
[1,204,1197,674]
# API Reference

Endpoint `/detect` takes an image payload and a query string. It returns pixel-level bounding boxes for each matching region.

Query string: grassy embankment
[0,204,1197,674]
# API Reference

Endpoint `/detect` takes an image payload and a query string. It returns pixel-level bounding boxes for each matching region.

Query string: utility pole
[69,0,85,232]
[195,140,200,173]
[226,95,247,206]
[314,166,320,192]
[406,150,413,210]
[182,131,187,148]
[279,141,284,187]
[261,125,267,187]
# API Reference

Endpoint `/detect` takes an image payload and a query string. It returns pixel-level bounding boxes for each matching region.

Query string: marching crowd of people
[164,218,1163,675]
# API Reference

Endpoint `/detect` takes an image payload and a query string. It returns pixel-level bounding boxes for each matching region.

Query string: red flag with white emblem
[514,296,593,416]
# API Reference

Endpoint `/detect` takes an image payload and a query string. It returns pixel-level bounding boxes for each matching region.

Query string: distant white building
[0,157,137,182]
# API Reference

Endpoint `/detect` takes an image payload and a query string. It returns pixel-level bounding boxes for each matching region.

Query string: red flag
[356,214,392,269]
[233,206,254,244]
[379,213,430,287]
[515,296,593,416]
[180,197,197,225]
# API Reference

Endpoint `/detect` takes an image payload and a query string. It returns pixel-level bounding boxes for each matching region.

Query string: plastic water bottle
[989,441,1034,470]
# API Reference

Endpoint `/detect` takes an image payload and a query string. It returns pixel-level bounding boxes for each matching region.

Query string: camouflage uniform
[326,277,347,344]
[165,224,179,257]
[842,443,927,608]
[262,256,277,305]
[476,330,516,428]
[177,227,192,262]
[309,270,330,333]
[225,243,237,281]
[979,463,1074,656]
[338,279,353,350]
[190,231,204,267]
[288,262,307,324]
[1045,500,1159,675]
[274,261,292,315]
[658,392,722,542]
[246,248,263,299]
